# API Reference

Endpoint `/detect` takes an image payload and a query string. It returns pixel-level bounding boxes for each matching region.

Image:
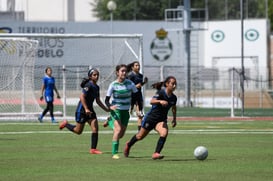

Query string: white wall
[0,0,98,21]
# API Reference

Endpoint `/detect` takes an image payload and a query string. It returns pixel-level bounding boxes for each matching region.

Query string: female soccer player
[59,68,113,154]
[38,67,61,123]
[124,76,177,160]
[104,64,138,159]
[127,61,148,131]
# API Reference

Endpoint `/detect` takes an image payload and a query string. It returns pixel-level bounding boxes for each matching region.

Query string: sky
[0,0,98,21]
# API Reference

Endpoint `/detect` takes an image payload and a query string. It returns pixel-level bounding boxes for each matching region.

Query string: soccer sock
[112,140,119,155]
[155,137,166,153]
[91,133,98,149]
[66,124,76,132]
[128,135,138,147]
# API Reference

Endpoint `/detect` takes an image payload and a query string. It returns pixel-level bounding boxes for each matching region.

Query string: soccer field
[1,120,273,181]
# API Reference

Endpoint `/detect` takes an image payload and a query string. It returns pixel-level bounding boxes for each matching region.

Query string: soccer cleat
[112,154,120,159]
[123,141,130,157]
[90,149,103,154]
[38,115,43,123]
[59,120,68,130]
[152,152,164,160]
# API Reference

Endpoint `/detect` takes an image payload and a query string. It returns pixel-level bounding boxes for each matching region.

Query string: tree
[91,0,182,21]
[91,0,273,32]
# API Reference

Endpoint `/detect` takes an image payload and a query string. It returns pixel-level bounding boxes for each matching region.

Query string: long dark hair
[126,61,139,73]
[151,76,176,90]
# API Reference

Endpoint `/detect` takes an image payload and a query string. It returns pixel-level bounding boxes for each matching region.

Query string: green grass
[1,120,273,181]
[51,105,273,117]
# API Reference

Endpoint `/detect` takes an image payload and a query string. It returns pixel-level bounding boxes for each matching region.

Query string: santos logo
[150,28,173,62]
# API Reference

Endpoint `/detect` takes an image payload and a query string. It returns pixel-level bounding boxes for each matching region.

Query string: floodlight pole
[183,0,192,107]
[240,0,245,116]
[107,1,117,33]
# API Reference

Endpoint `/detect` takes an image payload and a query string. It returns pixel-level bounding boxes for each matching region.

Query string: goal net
[0,38,41,119]
[0,34,143,121]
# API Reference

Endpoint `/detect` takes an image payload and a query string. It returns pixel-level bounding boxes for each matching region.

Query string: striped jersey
[106,79,138,110]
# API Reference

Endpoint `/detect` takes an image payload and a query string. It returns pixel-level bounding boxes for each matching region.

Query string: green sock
[112,140,119,155]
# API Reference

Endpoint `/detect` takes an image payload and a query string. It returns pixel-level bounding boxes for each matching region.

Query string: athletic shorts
[141,116,167,131]
[108,110,130,129]
[75,111,97,124]
[131,92,143,110]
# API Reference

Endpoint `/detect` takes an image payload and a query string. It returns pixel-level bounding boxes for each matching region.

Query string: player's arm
[80,93,91,115]
[104,96,112,108]
[40,84,45,100]
[54,85,61,98]
[150,95,168,106]
[171,105,177,128]
[96,97,111,112]
[141,76,148,85]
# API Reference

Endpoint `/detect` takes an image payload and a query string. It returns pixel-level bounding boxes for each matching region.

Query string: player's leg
[89,118,102,154]
[124,127,149,157]
[48,102,56,123]
[38,103,50,122]
[59,111,85,134]
[152,121,168,159]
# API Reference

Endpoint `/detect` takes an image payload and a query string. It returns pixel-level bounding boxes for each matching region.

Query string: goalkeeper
[38,67,61,123]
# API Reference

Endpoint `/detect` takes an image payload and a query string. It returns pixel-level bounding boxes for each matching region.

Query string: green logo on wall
[150,28,173,62]
[211,30,225,42]
[245,29,259,41]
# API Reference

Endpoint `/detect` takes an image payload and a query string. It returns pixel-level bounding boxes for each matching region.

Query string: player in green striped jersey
[105,64,138,159]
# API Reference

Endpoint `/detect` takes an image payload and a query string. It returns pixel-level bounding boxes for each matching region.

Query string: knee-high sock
[155,137,166,153]
[112,140,119,155]
[127,135,138,147]
[66,124,76,132]
[91,133,98,149]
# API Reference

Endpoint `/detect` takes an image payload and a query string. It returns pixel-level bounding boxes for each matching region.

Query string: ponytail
[80,77,89,88]
[151,82,164,91]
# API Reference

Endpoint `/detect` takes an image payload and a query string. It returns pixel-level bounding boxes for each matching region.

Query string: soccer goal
[0,33,143,121]
[0,38,42,120]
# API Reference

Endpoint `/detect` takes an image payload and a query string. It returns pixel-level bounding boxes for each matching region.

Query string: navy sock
[155,137,166,153]
[128,135,138,147]
[91,133,98,149]
[66,124,76,132]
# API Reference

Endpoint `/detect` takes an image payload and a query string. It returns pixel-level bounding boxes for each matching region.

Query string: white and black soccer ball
[194,146,208,160]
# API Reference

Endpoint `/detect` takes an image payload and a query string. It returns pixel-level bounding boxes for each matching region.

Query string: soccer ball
[194,146,208,160]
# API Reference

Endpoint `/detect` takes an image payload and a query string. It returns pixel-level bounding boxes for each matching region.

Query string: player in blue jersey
[38,67,61,123]
[104,64,138,159]
[124,76,177,160]
[59,68,113,154]
[127,61,148,131]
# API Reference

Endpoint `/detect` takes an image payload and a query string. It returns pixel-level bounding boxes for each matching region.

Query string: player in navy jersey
[127,61,148,131]
[124,76,177,160]
[38,67,61,123]
[59,68,113,154]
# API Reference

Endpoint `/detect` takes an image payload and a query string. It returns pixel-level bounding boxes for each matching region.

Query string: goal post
[0,38,42,119]
[0,33,143,121]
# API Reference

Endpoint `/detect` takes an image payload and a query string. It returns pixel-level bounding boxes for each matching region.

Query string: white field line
[0,129,273,135]
[0,122,273,135]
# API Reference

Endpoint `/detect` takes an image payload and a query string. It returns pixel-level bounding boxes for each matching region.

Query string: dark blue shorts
[75,111,97,124]
[141,116,167,131]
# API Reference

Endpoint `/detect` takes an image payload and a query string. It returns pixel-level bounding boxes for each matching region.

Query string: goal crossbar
[0,33,143,39]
